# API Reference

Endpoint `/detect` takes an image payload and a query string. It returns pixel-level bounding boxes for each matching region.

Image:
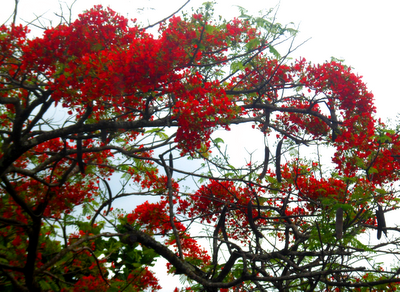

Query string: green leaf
[141,247,159,265]
[334,203,352,212]
[145,128,169,140]
[212,137,224,145]
[368,167,379,174]
[107,286,121,292]
[255,17,267,28]
[348,237,375,252]
[375,188,387,195]
[205,24,215,33]
[269,45,281,58]
[91,43,103,51]
[224,172,236,178]
[230,61,244,72]
[245,38,260,51]
[286,27,298,36]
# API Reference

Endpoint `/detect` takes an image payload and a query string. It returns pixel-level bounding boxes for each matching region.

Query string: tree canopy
[1,2,400,291]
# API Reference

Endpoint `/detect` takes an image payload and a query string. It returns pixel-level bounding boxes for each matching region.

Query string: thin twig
[142,0,191,30]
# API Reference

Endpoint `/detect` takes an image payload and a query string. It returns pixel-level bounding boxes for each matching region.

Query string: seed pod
[213,206,227,263]
[336,207,343,240]
[169,152,174,176]
[376,204,387,240]
[332,129,338,142]
[100,129,108,143]
[284,226,290,250]
[77,138,85,174]
[280,195,289,214]
[259,146,270,180]
[100,178,112,216]
[247,201,263,238]
[61,138,67,155]
[215,206,227,235]
[276,139,283,183]
[261,109,270,132]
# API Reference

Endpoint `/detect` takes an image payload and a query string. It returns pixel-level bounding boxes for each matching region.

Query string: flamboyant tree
[1,1,400,291]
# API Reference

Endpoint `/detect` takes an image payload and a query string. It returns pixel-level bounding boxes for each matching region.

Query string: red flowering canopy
[1,3,400,292]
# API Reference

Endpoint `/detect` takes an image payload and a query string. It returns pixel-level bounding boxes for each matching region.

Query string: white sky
[2,0,400,291]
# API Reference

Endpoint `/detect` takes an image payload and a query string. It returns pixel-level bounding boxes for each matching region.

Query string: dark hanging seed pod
[100,129,108,143]
[169,152,174,176]
[376,204,387,240]
[336,207,343,240]
[247,201,263,238]
[259,146,270,180]
[276,139,283,183]
[261,109,270,132]
[77,138,85,174]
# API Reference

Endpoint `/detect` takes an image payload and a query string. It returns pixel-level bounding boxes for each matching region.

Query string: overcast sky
[2,1,400,290]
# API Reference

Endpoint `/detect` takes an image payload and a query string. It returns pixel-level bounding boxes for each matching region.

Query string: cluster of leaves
[1,2,400,291]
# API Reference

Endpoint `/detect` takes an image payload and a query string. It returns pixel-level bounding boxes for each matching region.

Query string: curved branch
[159,154,183,259]
[142,0,191,30]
